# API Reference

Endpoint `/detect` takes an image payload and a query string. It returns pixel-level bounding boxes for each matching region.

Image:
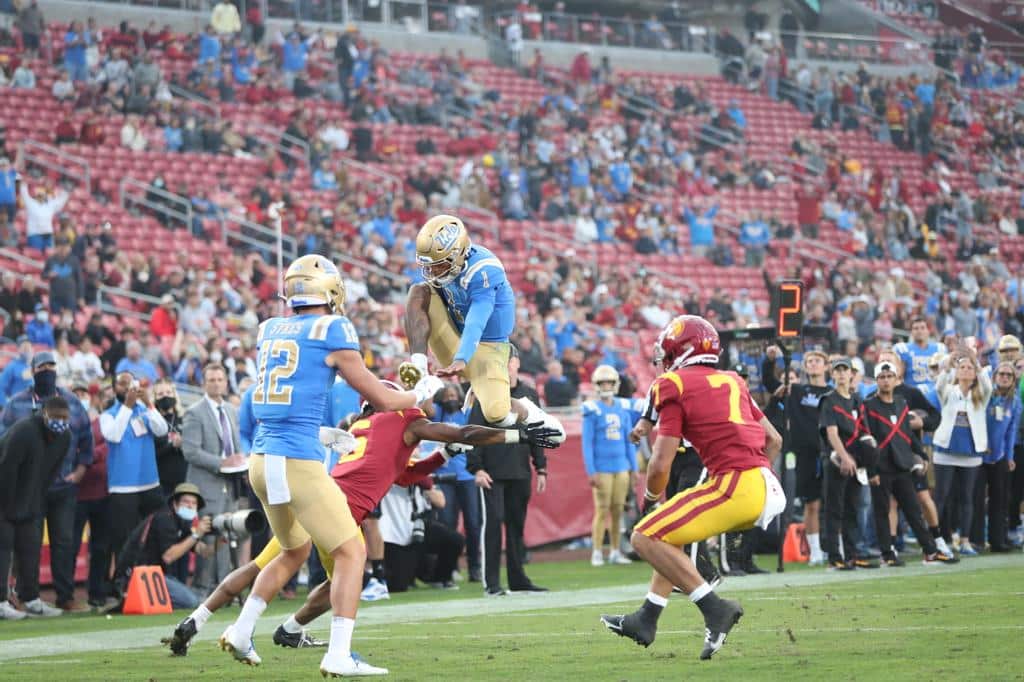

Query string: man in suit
[182,363,244,594]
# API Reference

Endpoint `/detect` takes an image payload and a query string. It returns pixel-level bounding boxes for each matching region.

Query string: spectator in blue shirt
[281,33,312,89]
[312,160,339,191]
[358,204,395,248]
[739,213,771,266]
[683,200,719,257]
[727,99,747,131]
[608,158,632,200]
[915,80,935,108]
[230,46,256,84]
[198,25,221,65]
[545,302,581,358]
[977,363,1021,551]
[164,118,184,152]
[0,156,17,238]
[115,341,159,383]
[0,336,34,407]
[63,21,90,82]
[26,304,55,348]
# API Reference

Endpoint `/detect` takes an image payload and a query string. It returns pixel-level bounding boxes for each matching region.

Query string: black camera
[431,472,458,484]
[410,510,430,544]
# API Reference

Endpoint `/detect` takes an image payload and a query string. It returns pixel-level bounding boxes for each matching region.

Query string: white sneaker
[219,625,262,666]
[320,653,389,677]
[934,536,954,558]
[518,396,566,444]
[807,553,826,568]
[360,578,390,602]
[23,598,62,618]
[607,550,632,565]
[591,550,605,567]
[0,601,27,620]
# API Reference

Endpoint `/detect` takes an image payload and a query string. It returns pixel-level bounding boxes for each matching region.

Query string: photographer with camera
[153,378,187,497]
[182,363,244,595]
[138,483,213,610]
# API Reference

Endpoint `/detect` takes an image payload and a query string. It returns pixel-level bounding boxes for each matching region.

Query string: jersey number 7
[706,373,746,425]
[253,340,300,405]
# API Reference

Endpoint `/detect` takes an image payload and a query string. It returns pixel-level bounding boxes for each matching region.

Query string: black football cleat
[699,598,744,660]
[273,624,328,648]
[162,617,197,656]
[600,611,657,648]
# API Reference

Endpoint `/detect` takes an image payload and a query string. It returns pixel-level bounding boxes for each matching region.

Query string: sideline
[0,554,1018,662]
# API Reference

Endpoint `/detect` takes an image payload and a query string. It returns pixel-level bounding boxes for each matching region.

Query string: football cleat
[219,625,262,666]
[360,578,390,602]
[882,554,906,567]
[923,552,960,565]
[518,396,566,444]
[162,617,198,656]
[274,624,328,648]
[699,598,744,660]
[320,653,389,677]
[600,612,657,648]
[827,559,855,571]
[606,550,633,566]
[851,557,880,569]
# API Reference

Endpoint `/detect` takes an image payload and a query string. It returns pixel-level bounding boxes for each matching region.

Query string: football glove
[641,494,661,517]
[318,427,357,454]
[412,375,444,405]
[518,420,563,449]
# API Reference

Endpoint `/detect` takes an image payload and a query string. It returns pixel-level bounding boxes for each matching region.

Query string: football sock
[282,614,303,634]
[929,526,941,542]
[690,582,723,616]
[807,533,822,558]
[327,616,355,660]
[362,570,372,589]
[372,560,386,583]
[639,591,667,622]
[234,595,266,639]
[189,604,212,631]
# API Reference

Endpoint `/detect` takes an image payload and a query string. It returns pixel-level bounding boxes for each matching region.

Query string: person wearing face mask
[153,378,187,496]
[0,335,34,407]
[26,303,55,348]
[0,396,74,619]
[0,352,94,612]
[139,482,213,609]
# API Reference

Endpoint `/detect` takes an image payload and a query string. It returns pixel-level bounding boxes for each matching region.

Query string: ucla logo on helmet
[434,223,461,251]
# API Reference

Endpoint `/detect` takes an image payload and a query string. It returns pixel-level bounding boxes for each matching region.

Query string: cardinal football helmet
[591,365,621,398]
[653,315,721,371]
[283,254,347,314]
[416,214,471,288]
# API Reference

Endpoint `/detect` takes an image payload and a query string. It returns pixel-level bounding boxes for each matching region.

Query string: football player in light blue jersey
[582,365,644,567]
[220,254,442,678]
[893,317,942,391]
[401,214,565,442]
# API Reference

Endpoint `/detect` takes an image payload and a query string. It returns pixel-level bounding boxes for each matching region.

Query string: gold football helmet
[283,254,347,314]
[416,214,471,288]
[591,364,620,398]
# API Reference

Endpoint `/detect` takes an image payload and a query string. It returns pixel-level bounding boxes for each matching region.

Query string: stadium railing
[18,139,91,193]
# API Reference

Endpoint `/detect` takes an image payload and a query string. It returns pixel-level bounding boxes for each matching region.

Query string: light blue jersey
[894,341,941,390]
[581,397,644,476]
[251,313,360,461]
[438,245,516,363]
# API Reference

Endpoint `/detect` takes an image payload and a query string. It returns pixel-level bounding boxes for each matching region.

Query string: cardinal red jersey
[652,365,769,476]
[329,408,445,524]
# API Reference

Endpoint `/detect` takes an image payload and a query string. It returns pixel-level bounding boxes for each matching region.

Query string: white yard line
[0,554,1019,662]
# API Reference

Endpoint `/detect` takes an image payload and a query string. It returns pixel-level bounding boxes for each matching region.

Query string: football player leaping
[601,315,786,660]
[400,214,565,442]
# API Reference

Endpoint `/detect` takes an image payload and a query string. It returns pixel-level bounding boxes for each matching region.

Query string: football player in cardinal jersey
[399,214,565,442]
[164,381,560,667]
[602,315,785,661]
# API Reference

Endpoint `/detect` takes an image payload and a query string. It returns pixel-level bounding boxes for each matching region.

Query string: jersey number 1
[706,374,745,424]
[253,340,299,405]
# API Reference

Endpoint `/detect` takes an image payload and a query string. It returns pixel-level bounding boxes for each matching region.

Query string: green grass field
[2,554,1022,681]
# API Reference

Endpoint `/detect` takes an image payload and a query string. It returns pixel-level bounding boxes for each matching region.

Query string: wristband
[503,429,521,444]
[644,489,660,502]
[190,531,200,541]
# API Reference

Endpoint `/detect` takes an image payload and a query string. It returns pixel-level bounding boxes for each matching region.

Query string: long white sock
[689,582,712,603]
[645,591,669,608]
[189,604,213,631]
[282,614,303,634]
[807,532,822,557]
[233,595,266,640]
[327,616,355,660]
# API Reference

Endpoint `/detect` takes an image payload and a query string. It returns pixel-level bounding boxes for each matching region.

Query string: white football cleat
[518,396,566,444]
[360,578,390,602]
[607,550,633,565]
[320,653,389,677]
[591,549,605,567]
[219,625,262,666]
[23,599,62,618]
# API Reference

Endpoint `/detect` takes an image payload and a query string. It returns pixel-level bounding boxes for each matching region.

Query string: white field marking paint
[0,554,1019,662]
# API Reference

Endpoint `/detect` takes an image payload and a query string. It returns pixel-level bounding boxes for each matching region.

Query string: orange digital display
[774,281,804,338]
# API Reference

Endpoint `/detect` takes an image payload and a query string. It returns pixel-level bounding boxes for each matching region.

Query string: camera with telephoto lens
[410,510,430,544]
[212,510,266,538]
[431,472,458,484]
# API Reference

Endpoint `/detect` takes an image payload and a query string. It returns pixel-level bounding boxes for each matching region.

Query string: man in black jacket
[467,347,548,596]
[863,362,956,566]
[0,396,72,619]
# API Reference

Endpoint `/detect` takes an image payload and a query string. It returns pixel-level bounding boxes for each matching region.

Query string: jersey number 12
[253,340,299,405]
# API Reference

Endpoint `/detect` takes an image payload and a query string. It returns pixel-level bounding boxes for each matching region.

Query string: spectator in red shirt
[149,294,178,339]
[72,394,112,609]
[79,111,105,147]
[570,49,592,84]
[795,180,824,238]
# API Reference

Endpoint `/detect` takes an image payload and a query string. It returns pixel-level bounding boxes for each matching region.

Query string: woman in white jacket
[933,349,992,556]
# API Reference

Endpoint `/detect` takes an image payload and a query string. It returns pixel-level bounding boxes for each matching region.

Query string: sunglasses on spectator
[996,371,1015,377]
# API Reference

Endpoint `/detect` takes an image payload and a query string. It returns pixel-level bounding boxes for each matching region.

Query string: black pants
[970,460,1011,548]
[416,521,465,585]
[933,463,979,543]
[108,488,165,565]
[73,496,112,603]
[480,478,531,592]
[39,486,78,604]
[1008,445,1024,531]
[822,460,863,562]
[384,543,418,593]
[0,517,42,602]
[870,471,937,556]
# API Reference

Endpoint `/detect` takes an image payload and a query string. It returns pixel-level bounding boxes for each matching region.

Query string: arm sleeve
[180,408,224,474]
[395,451,447,486]
[581,408,597,476]
[761,356,781,393]
[99,405,134,443]
[530,439,547,473]
[146,407,168,437]
[72,406,94,469]
[238,391,254,453]
[454,276,499,364]
[907,386,940,431]
[0,428,28,512]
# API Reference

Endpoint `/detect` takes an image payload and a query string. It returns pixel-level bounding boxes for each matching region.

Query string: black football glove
[519,420,562,449]
[641,495,661,517]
